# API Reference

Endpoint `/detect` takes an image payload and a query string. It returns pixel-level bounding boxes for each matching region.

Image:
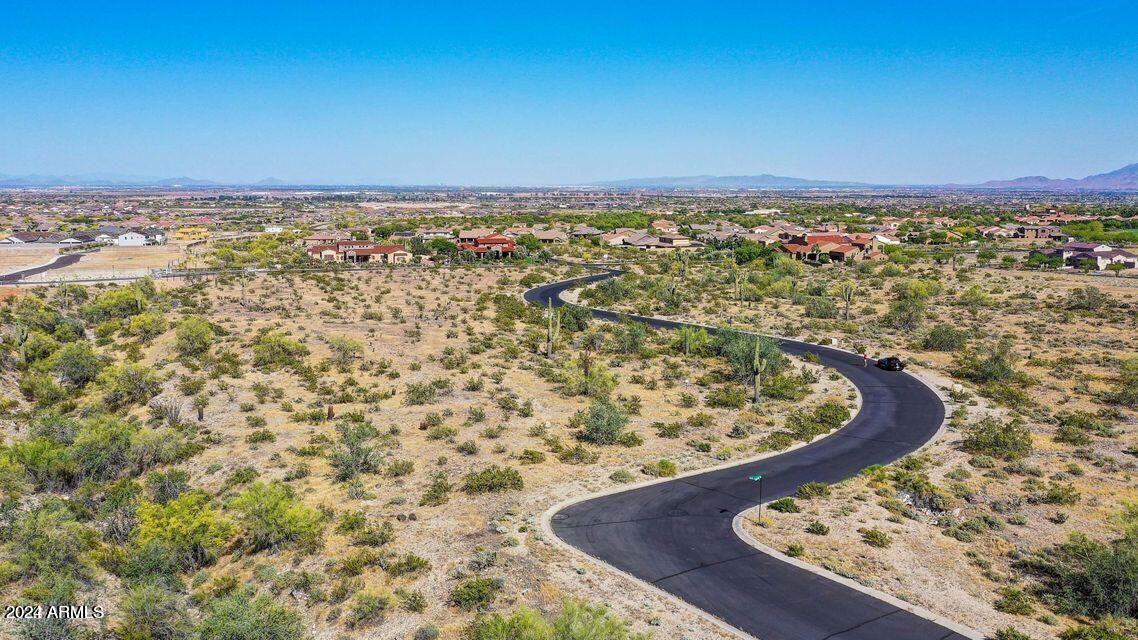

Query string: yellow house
[172,226,210,241]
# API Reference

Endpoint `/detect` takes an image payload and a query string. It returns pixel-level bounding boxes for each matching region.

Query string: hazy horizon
[2,2,1136,185]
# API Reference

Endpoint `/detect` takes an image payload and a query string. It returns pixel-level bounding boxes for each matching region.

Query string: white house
[116,232,147,247]
[264,226,285,234]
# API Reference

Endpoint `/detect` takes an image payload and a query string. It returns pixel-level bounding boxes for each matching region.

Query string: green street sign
[749,475,763,481]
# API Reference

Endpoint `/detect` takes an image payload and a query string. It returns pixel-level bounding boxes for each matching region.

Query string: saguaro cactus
[752,340,768,407]
[546,299,561,358]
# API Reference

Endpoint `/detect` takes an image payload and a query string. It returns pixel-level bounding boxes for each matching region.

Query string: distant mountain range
[3,163,1137,190]
[597,163,1138,190]
[0,173,223,187]
[949,163,1138,190]
[589,174,872,189]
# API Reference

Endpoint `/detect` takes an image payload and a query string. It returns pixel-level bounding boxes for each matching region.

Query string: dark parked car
[876,356,906,371]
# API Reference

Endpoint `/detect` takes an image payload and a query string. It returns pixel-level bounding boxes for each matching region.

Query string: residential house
[601,229,635,246]
[1035,242,1138,271]
[650,219,680,234]
[458,234,517,258]
[303,231,348,247]
[533,229,568,244]
[415,228,454,240]
[305,241,413,264]
[116,231,148,247]
[569,225,603,238]
[457,228,496,243]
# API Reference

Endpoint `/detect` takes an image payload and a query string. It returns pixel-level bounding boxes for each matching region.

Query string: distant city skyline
[2,1,1136,186]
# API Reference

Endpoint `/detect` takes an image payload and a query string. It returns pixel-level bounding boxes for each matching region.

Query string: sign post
[749,474,764,522]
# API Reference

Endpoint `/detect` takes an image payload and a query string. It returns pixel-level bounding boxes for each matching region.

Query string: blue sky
[1,1,1136,185]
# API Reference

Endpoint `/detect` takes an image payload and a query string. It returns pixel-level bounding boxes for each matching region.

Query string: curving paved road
[525,270,971,640]
[0,253,83,283]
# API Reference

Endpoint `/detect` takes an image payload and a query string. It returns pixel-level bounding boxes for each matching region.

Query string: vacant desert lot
[21,243,200,281]
[0,245,58,274]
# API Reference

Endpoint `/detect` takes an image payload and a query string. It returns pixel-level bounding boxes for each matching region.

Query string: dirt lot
[20,243,203,281]
[0,246,59,275]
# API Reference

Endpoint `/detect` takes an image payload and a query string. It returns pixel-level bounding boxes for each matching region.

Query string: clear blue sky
[2,1,1136,185]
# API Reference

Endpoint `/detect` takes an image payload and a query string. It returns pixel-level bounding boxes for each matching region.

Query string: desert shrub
[921,324,969,351]
[146,468,190,504]
[328,420,381,481]
[174,316,215,357]
[118,582,191,640]
[990,628,1032,640]
[450,577,504,611]
[98,363,162,409]
[8,500,98,581]
[559,355,617,399]
[69,414,138,481]
[806,520,830,535]
[350,520,395,547]
[518,449,546,464]
[558,443,600,465]
[804,296,838,319]
[768,497,799,513]
[468,599,645,640]
[463,465,523,494]
[641,459,677,477]
[784,400,849,441]
[761,373,810,401]
[387,553,431,577]
[134,491,232,570]
[705,382,748,409]
[954,339,1030,385]
[1057,619,1135,640]
[575,400,629,445]
[230,482,324,552]
[961,416,1032,460]
[404,382,438,405]
[197,593,305,640]
[385,459,414,478]
[245,429,276,444]
[892,470,953,511]
[796,482,831,499]
[1065,286,1111,311]
[560,305,592,332]
[1103,358,1138,407]
[346,591,393,628]
[419,474,452,506]
[994,586,1035,615]
[44,341,103,387]
[128,312,168,342]
[861,527,892,548]
[251,330,309,370]
[80,280,157,323]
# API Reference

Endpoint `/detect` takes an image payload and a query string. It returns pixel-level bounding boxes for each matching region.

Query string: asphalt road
[0,253,83,283]
[525,269,969,640]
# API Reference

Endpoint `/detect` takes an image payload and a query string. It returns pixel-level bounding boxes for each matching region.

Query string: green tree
[576,400,629,445]
[134,491,232,570]
[961,416,1033,461]
[230,481,324,552]
[129,312,169,343]
[44,341,104,387]
[174,316,214,357]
